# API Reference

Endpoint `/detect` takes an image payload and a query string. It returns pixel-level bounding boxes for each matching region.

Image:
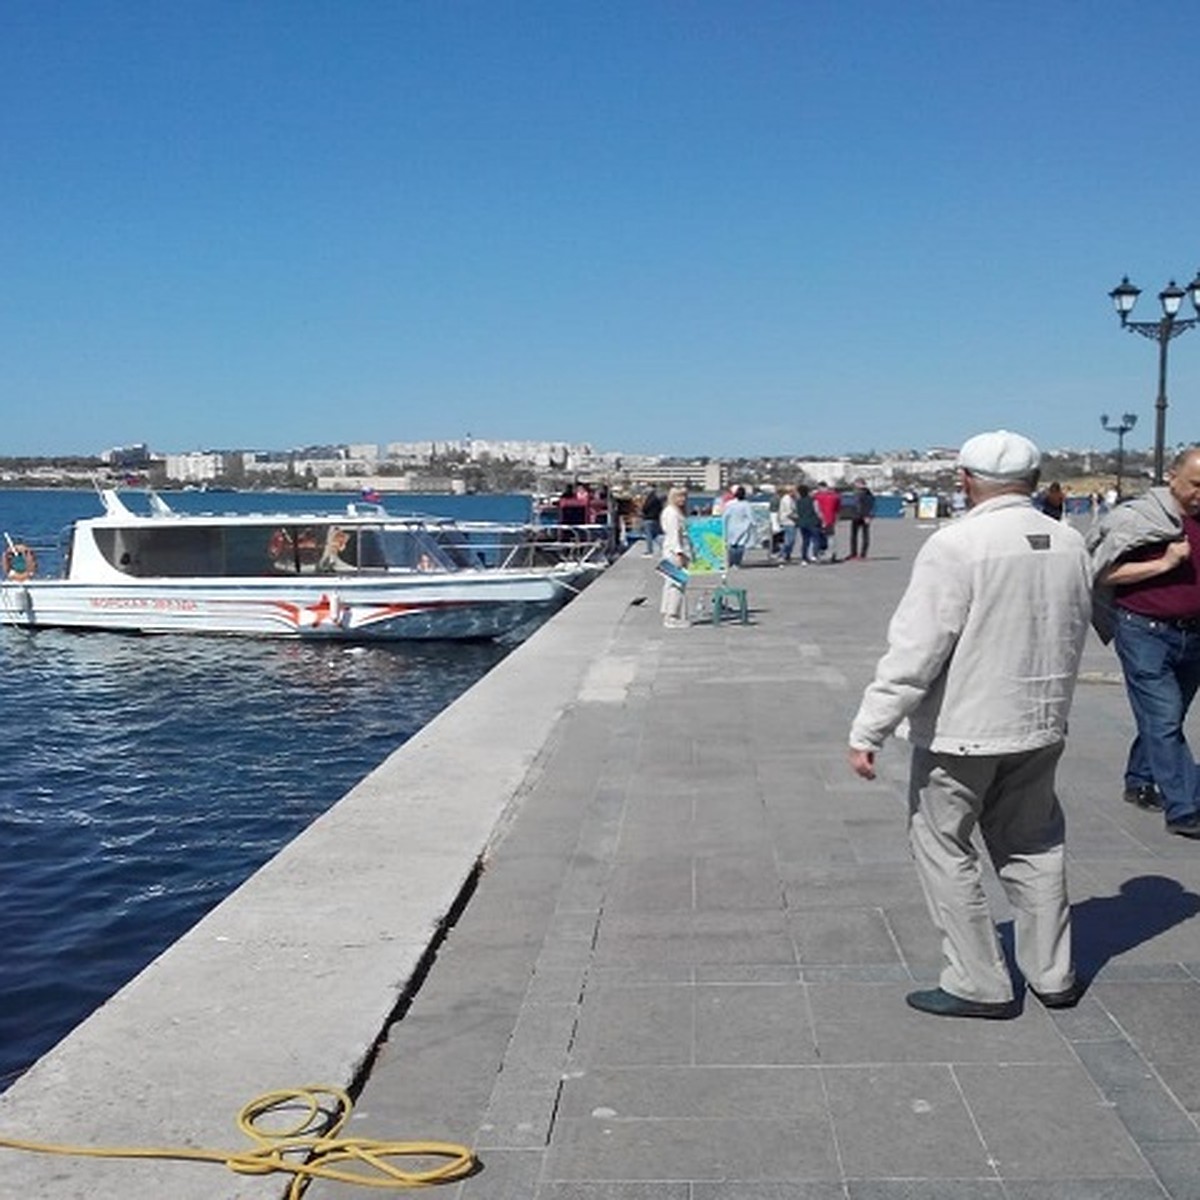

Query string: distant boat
[0,490,605,641]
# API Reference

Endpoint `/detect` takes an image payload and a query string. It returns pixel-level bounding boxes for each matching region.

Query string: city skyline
[3,3,1199,459]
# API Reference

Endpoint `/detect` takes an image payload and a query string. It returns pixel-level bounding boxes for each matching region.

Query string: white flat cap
[957,430,1041,480]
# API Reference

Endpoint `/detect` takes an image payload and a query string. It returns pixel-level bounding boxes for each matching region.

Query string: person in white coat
[659,486,693,628]
[848,430,1093,1019]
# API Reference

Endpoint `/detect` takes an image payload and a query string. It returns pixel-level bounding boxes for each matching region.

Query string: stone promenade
[314,517,1200,1200]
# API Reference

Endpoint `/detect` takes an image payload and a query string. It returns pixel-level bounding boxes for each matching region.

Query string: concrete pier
[4,517,1200,1198]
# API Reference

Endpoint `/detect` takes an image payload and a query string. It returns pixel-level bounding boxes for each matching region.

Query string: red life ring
[3,543,36,581]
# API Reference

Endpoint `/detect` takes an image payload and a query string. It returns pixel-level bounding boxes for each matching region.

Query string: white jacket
[849,494,1092,756]
[662,503,692,561]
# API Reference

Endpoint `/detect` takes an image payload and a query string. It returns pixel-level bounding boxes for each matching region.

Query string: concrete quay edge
[0,551,648,1199]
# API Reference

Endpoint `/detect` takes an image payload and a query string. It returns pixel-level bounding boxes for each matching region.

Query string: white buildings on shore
[115,439,967,492]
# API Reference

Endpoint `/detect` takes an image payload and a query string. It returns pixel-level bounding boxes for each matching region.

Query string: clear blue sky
[3,1,1199,459]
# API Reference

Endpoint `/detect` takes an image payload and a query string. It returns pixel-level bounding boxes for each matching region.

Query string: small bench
[705,584,749,626]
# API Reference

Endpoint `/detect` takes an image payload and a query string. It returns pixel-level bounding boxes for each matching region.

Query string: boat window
[263,525,328,574]
[357,527,387,569]
[317,525,359,573]
[377,528,460,571]
[226,527,289,575]
[428,530,484,569]
[92,521,498,577]
[95,527,224,577]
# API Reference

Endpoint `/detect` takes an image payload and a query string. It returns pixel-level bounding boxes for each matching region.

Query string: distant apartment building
[599,460,726,491]
[315,474,466,494]
[384,441,439,465]
[164,451,226,482]
[880,452,960,485]
[468,439,581,468]
[384,438,587,470]
[101,443,153,469]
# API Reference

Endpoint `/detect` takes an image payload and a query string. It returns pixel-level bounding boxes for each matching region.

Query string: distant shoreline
[0,482,530,496]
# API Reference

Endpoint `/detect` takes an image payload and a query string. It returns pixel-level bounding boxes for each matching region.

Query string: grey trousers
[907,742,1074,1004]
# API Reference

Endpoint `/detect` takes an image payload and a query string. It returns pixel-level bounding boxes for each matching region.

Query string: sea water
[0,488,534,1089]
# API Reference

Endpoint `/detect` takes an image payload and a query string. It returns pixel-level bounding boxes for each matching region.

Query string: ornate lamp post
[1108,272,1200,484]
[1100,412,1138,501]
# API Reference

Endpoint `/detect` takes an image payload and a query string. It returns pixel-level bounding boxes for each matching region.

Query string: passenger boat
[0,490,606,641]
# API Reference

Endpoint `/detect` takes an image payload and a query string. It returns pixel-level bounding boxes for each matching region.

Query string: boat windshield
[91,522,483,577]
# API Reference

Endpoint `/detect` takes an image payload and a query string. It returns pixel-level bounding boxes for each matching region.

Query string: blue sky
[3,1,1199,459]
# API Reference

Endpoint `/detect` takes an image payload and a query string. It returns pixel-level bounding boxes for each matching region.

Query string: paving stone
[538,1185,689,1200]
[806,982,1073,1065]
[1073,1037,1160,1092]
[477,1076,562,1148]
[696,854,787,910]
[1135,1141,1200,1199]
[778,863,925,910]
[954,1062,1149,1179]
[1002,1183,1170,1200]
[1091,981,1200,1111]
[824,1064,992,1178]
[568,982,693,1067]
[694,982,819,1064]
[697,1185,849,1200]
[847,1180,1005,1199]
[541,1116,841,1182]
[457,1148,544,1200]
[1107,1079,1200,1144]
[593,910,796,968]
[787,907,903,967]
[604,856,695,912]
[555,1065,827,1121]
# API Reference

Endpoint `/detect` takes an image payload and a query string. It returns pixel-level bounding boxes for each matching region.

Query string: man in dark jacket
[848,478,876,559]
[639,487,664,557]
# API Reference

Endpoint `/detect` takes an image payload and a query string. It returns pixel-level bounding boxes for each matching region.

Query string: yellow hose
[0,1084,475,1196]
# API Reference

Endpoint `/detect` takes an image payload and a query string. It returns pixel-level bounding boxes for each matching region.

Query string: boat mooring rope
[0,1084,476,1196]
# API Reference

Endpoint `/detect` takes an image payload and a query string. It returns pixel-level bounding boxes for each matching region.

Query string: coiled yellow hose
[0,1084,475,1196]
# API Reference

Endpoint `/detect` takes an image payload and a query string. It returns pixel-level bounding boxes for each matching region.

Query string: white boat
[0,490,606,641]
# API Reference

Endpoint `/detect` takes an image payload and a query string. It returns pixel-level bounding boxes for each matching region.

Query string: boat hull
[0,571,583,641]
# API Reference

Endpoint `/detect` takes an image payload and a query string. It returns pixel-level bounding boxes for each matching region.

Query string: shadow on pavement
[1071,874,1200,984]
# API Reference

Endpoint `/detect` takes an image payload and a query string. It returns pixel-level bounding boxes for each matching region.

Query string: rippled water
[0,489,529,1088]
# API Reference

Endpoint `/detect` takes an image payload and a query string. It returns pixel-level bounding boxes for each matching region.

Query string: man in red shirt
[1089,447,1200,836]
[813,482,841,563]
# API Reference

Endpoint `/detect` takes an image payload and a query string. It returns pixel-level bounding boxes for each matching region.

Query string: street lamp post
[1100,412,1138,501]
[1108,272,1200,485]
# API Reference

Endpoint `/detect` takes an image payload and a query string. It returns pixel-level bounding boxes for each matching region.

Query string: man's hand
[1165,539,1192,569]
[1104,538,1191,587]
[848,747,876,780]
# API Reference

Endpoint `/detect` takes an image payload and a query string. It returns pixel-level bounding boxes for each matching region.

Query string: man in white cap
[847,430,1093,1018]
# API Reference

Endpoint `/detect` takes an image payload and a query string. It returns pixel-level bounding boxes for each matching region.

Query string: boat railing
[427,523,610,573]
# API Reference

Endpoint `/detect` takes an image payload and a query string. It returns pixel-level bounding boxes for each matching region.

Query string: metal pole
[1116,429,1125,500]
[1154,318,1172,486]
